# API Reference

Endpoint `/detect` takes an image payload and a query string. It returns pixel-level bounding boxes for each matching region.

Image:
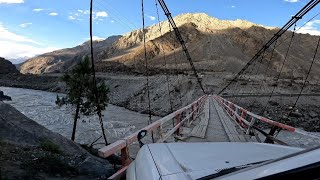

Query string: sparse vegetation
[22,153,77,178]
[56,56,110,144]
[40,140,61,154]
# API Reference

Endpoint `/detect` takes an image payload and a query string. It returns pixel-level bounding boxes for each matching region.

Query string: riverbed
[1,87,160,147]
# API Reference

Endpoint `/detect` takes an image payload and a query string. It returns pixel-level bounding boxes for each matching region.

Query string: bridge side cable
[168,23,183,105]
[291,36,320,110]
[262,24,297,113]
[157,0,206,94]
[154,0,174,114]
[141,0,154,142]
[218,0,320,95]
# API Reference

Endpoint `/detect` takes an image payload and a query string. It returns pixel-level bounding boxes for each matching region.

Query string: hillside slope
[0,57,19,74]
[20,35,121,74]
[20,13,320,79]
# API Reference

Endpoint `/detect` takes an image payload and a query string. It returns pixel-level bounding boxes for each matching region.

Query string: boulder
[289,111,303,118]
[268,100,279,106]
[0,90,12,101]
[308,111,318,118]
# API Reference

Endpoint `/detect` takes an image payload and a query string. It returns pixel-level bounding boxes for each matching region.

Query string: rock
[268,101,279,106]
[289,111,303,118]
[309,111,318,118]
[0,90,12,101]
[77,156,114,177]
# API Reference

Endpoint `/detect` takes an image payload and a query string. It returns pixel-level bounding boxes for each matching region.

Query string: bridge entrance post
[175,113,182,136]
[192,104,197,120]
[121,147,131,166]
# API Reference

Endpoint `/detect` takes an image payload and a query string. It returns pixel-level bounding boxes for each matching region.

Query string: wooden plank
[191,125,207,138]
[190,99,210,139]
[212,99,247,142]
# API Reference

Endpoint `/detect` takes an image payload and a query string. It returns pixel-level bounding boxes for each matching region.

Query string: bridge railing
[98,95,208,179]
[214,95,320,144]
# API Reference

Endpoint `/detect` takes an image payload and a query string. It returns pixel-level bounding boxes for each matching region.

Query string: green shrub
[40,140,61,154]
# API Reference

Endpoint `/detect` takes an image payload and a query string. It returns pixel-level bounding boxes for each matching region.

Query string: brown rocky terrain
[20,35,121,74]
[0,101,115,179]
[4,13,320,133]
[0,57,19,74]
[20,13,320,81]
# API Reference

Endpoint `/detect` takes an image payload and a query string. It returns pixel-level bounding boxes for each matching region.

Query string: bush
[40,140,61,154]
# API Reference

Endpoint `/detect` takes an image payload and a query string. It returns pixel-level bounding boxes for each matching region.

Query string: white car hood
[127,142,303,180]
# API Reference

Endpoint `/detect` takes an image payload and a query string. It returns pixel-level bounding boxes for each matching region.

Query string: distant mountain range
[9,57,30,65]
[19,13,320,79]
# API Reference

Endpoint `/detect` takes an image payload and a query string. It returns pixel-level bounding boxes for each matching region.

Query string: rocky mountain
[0,57,19,74]
[20,35,121,74]
[20,13,320,79]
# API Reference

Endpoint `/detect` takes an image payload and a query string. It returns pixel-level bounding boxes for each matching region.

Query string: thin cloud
[70,10,108,21]
[147,15,156,21]
[0,23,39,44]
[0,23,56,59]
[48,12,58,16]
[96,11,108,17]
[33,8,44,12]
[68,16,76,20]
[297,20,320,35]
[0,42,57,59]
[284,0,299,3]
[231,5,236,8]
[0,0,24,4]
[19,22,32,28]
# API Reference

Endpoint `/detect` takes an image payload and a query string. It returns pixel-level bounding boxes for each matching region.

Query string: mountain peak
[173,12,266,31]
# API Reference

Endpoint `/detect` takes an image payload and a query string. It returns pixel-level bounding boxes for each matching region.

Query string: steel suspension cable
[262,24,297,113]
[168,23,183,105]
[232,51,268,108]
[154,0,174,113]
[218,0,320,95]
[90,0,108,145]
[291,36,320,110]
[157,0,206,94]
[232,11,319,97]
[258,40,278,94]
[274,11,320,50]
[141,0,154,142]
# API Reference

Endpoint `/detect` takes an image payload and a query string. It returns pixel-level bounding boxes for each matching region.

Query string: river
[1,87,160,147]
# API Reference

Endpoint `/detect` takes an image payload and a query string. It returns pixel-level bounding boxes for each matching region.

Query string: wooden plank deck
[212,99,247,142]
[185,96,249,143]
[190,98,209,138]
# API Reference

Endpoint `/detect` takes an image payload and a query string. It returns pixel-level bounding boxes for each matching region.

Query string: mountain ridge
[20,13,320,80]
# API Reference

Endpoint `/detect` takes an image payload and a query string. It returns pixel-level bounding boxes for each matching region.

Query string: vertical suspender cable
[141,0,154,142]
[155,0,174,114]
[218,0,320,95]
[157,0,206,94]
[90,0,108,145]
[169,24,183,105]
[291,37,320,110]
[262,24,297,113]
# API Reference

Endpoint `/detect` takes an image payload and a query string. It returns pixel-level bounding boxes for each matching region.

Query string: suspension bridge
[86,0,320,179]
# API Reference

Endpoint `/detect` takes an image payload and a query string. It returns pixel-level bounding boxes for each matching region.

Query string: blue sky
[1,0,320,62]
